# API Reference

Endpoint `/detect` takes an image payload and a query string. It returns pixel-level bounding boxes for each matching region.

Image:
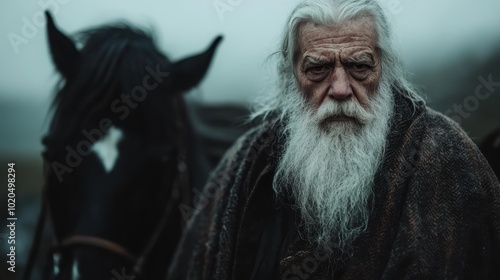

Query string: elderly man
[169,0,500,279]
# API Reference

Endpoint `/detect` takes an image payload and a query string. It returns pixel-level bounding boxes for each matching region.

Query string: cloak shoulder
[381,107,500,279]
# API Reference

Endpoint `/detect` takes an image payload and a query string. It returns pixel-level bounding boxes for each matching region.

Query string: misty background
[0,0,499,278]
[1,0,500,155]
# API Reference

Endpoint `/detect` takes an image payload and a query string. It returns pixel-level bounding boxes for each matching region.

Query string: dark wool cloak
[168,93,500,280]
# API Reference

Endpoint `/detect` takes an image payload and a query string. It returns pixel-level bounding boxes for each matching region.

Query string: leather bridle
[57,235,136,262]
[50,173,180,275]
[23,95,193,279]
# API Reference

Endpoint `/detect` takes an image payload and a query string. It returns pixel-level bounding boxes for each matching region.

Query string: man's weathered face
[276,16,393,250]
[294,16,381,114]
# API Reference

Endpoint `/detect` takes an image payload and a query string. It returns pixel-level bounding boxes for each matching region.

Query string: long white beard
[274,78,394,251]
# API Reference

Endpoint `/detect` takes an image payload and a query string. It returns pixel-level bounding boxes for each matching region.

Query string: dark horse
[481,128,500,180]
[25,11,222,280]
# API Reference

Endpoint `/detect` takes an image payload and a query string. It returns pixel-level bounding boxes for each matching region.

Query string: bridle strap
[58,235,136,262]
[131,185,178,274]
[22,183,47,280]
[50,160,179,276]
[23,155,52,280]
[50,150,181,276]
[171,95,193,207]
[129,96,192,275]
[25,96,193,279]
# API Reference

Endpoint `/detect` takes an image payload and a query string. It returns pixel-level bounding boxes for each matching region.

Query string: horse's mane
[47,23,171,152]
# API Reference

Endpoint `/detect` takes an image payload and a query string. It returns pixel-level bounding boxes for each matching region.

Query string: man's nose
[328,67,353,101]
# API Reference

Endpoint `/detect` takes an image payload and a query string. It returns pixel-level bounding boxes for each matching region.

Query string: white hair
[259,0,421,252]
[274,73,394,251]
[252,0,423,121]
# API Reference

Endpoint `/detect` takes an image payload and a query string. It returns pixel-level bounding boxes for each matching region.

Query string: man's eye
[349,63,369,70]
[308,65,329,73]
[346,63,372,80]
[305,65,330,82]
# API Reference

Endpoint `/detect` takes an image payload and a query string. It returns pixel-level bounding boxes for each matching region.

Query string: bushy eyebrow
[302,53,376,69]
[303,56,331,66]
[343,53,375,65]
[301,56,333,71]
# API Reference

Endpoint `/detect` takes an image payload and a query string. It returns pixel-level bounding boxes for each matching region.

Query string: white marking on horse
[92,126,123,173]
[71,259,80,280]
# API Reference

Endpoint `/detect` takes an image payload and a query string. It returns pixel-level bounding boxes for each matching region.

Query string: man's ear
[170,35,223,93]
[45,11,80,78]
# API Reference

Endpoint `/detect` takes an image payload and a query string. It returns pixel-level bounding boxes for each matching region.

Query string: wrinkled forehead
[295,15,379,62]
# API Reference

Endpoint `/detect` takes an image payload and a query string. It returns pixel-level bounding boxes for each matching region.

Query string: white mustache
[313,100,374,125]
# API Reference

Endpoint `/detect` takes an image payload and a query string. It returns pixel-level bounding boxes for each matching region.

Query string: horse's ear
[170,35,223,92]
[45,11,80,77]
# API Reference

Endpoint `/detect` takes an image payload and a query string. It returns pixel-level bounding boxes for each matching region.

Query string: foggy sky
[1,0,500,103]
[1,0,500,154]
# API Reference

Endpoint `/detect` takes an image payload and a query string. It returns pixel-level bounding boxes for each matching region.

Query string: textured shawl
[168,93,500,280]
